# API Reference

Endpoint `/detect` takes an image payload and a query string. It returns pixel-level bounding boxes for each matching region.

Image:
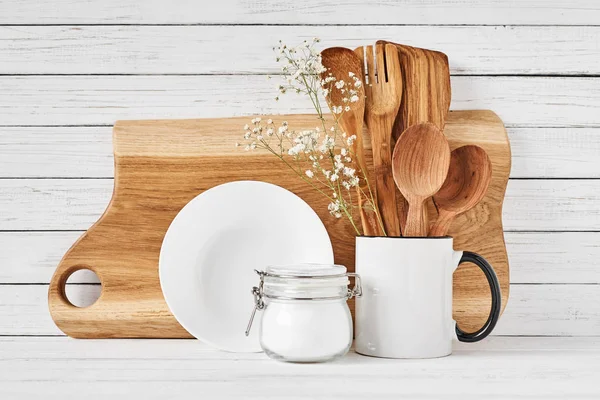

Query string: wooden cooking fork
[354,43,403,237]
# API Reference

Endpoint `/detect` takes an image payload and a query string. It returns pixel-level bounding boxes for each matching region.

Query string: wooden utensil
[378,40,452,232]
[392,123,450,237]
[378,41,451,138]
[320,47,380,236]
[354,43,402,237]
[49,111,510,338]
[430,145,492,237]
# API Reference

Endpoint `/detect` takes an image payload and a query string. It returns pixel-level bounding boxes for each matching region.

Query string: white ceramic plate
[159,181,334,352]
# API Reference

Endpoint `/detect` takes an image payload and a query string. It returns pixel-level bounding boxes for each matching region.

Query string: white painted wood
[510,127,600,179]
[502,180,600,231]
[2,179,600,231]
[1,76,599,127]
[1,0,600,25]
[0,127,114,178]
[2,284,599,336]
[0,232,83,283]
[0,337,599,399]
[1,25,599,75]
[3,126,600,179]
[0,179,113,231]
[3,232,600,284]
[506,233,600,284]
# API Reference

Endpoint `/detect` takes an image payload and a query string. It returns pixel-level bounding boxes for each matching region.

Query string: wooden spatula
[392,123,450,237]
[354,43,403,237]
[379,40,451,232]
[430,145,492,237]
[320,47,381,236]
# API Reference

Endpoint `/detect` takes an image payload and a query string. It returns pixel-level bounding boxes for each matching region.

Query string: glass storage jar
[245,263,361,363]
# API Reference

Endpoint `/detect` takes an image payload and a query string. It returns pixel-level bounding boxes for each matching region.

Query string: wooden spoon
[392,123,450,237]
[430,145,492,237]
[320,47,380,236]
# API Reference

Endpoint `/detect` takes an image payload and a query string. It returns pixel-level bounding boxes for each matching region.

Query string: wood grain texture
[0,127,114,178]
[358,44,402,237]
[383,41,451,233]
[2,0,600,25]
[4,232,599,284]
[431,145,492,237]
[392,123,450,237]
[0,337,598,399]
[1,337,599,398]
[2,76,600,127]
[1,338,599,399]
[47,110,509,338]
[3,126,599,179]
[2,26,600,75]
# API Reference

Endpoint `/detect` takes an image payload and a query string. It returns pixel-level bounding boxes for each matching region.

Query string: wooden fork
[354,43,403,237]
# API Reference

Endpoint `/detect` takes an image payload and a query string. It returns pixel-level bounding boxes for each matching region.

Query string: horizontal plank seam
[1,73,600,78]
[1,282,597,286]
[1,333,598,338]
[4,124,600,129]
[1,23,600,27]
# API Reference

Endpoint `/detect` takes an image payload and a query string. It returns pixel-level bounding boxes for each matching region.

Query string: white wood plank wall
[1,0,599,339]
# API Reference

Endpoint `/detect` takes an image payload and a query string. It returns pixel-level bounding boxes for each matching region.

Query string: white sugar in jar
[245,264,361,363]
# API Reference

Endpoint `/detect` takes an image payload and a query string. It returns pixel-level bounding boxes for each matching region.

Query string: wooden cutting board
[49,110,511,338]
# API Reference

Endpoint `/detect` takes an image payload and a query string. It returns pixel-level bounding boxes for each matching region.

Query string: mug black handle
[455,251,502,343]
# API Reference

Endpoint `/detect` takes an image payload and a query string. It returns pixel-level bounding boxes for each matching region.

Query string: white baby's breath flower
[350,95,360,103]
[344,106,351,112]
[335,80,345,89]
[347,135,357,146]
[305,170,314,178]
[341,148,347,156]
[330,173,339,182]
[343,167,356,177]
[348,72,355,77]
[267,119,273,125]
[244,124,250,130]
[257,135,263,140]
[354,80,362,88]
[244,132,251,140]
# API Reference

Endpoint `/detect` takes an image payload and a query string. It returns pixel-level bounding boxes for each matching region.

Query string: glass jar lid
[264,263,349,300]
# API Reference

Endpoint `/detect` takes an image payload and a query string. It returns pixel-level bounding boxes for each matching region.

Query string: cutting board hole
[64,269,102,308]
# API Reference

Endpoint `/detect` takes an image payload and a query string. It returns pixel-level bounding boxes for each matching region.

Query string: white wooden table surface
[1,1,600,398]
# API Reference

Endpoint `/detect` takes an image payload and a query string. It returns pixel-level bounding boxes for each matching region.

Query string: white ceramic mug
[354,237,501,359]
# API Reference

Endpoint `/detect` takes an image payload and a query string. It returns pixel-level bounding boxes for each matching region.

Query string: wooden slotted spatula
[320,47,381,236]
[354,43,403,237]
[379,40,452,233]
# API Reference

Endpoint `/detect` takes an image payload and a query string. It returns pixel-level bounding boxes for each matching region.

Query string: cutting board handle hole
[62,268,102,308]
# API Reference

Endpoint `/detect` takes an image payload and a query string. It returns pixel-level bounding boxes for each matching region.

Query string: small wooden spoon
[320,47,380,236]
[392,123,450,237]
[430,145,492,237]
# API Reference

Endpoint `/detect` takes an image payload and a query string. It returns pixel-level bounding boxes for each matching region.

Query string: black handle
[455,251,502,343]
